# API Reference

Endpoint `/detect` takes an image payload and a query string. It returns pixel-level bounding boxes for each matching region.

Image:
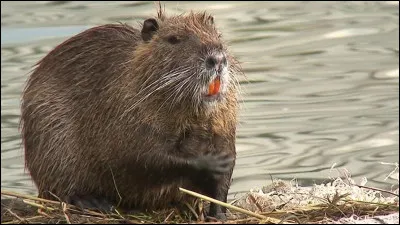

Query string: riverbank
[2,173,398,224]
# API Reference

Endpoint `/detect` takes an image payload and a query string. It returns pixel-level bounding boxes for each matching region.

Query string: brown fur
[21,7,242,216]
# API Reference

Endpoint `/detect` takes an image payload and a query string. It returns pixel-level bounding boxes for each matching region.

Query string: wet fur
[21,7,242,215]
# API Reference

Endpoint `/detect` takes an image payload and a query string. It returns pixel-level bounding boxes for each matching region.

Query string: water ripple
[1,1,398,197]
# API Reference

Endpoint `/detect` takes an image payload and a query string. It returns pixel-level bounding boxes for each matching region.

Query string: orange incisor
[207,77,220,96]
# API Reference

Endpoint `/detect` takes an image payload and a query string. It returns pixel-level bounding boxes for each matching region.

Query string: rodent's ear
[141,18,159,42]
[208,15,214,25]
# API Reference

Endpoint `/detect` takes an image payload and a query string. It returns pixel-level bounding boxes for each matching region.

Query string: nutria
[20,5,242,220]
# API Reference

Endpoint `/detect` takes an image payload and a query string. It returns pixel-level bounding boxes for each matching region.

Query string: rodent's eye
[167,36,180,44]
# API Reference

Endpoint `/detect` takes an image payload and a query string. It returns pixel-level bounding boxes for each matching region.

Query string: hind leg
[66,195,115,213]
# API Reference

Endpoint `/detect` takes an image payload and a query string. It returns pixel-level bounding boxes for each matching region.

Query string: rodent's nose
[205,53,227,73]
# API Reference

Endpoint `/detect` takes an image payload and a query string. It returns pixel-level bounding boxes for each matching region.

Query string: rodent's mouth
[206,76,221,96]
[203,76,223,102]
[204,92,222,102]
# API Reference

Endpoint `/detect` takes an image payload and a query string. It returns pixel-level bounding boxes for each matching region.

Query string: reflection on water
[1,1,399,198]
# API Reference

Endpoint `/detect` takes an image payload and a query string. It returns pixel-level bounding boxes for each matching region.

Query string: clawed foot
[191,151,234,179]
[205,212,227,222]
[67,195,115,213]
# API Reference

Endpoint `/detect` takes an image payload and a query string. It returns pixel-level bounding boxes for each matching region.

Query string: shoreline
[2,177,398,224]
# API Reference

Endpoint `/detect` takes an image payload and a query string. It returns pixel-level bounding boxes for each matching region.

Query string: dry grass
[1,168,398,224]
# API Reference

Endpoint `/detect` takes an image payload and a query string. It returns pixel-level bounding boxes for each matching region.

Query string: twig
[248,194,263,212]
[354,184,399,197]
[2,189,107,218]
[77,208,108,218]
[114,208,127,220]
[6,209,28,224]
[62,202,71,224]
[380,162,399,181]
[2,220,22,224]
[1,190,59,204]
[2,216,43,224]
[184,202,198,220]
[109,165,122,208]
[164,209,176,222]
[23,199,55,211]
[37,208,53,218]
[343,199,398,208]
[197,199,205,221]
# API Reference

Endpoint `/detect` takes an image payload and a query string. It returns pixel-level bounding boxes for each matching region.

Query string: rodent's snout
[205,52,227,74]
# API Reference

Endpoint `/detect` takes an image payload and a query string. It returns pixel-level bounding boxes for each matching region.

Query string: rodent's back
[21,24,143,198]
[25,24,140,97]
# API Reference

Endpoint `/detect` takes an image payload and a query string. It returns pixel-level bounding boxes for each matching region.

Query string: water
[1,1,399,198]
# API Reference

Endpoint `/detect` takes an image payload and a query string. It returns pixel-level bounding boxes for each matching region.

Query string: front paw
[191,152,234,179]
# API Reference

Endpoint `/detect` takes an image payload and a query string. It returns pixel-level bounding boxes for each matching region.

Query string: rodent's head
[131,9,241,116]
